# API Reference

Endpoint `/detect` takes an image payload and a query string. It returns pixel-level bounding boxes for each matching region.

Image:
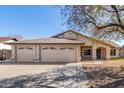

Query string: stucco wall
[57,31,119,60]
[11,45,16,62]
[111,48,120,58]
[119,47,124,57]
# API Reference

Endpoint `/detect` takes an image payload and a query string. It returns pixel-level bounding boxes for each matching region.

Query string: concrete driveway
[0,63,66,80]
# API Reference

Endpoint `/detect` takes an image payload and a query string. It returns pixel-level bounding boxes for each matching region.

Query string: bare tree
[8,34,23,40]
[60,5,124,40]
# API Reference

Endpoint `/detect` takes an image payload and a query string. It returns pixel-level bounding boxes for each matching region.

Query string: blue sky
[0,5,123,46]
[0,5,67,39]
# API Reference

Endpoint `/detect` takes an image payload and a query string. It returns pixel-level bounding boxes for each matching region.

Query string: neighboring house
[0,37,17,60]
[119,46,124,57]
[6,30,120,63]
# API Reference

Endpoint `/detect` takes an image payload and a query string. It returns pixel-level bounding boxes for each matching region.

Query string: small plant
[89,82,96,88]
[120,65,124,72]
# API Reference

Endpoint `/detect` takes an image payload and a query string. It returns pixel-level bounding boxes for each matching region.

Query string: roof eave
[4,42,85,45]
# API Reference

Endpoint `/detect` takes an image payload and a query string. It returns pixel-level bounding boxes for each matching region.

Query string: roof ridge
[52,30,120,47]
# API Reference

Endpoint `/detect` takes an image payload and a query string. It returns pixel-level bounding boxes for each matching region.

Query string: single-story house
[6,30,120,63]
[0,37,17,60]
[120,46,124,57]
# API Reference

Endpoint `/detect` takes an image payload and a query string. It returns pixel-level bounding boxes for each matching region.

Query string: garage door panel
[41,47,75,62]
[17,47,34,62]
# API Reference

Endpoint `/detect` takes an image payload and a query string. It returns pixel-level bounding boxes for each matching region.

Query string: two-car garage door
[17,45,76,62]
[41,46,76,62]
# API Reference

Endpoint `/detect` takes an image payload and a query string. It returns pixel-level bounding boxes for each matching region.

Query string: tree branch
[111,5,122,25]
[103,7,124,12]
[97,23,124,34]
[83,12,97,26]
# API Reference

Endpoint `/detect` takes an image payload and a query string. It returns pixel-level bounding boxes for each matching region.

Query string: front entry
[96,48,101,59]
[96,47,106,60]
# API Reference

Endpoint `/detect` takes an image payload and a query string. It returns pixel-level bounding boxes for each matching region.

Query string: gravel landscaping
[83,60,124,88]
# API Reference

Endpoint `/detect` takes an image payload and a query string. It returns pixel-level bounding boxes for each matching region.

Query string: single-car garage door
[17,47,34,62]
[41,46,76,62]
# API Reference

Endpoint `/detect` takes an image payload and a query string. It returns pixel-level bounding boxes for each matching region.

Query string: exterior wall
[91,43,111,60]
[106,46,111,60]
[111,48,120,58]
[119,47,124,57]
[11,45,16,62]
[77,35,93,46]
[64,32,77,40]
[57,31,119,60]
[34,45,40,62]
[63,31,112,60]
[58,31,92,46]
[75,45,81,62]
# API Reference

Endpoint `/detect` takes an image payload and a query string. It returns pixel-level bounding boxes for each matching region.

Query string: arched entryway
[96,47,106,60]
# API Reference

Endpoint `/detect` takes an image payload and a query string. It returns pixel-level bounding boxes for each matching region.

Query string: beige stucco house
[6,30,120,63]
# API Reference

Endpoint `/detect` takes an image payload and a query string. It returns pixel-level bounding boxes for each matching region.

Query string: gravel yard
[82,60,124,88]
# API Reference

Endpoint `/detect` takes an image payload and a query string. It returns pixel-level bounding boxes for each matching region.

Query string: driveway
[0,63,66,80]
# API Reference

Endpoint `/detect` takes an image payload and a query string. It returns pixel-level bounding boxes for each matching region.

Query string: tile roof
[101,40,120,48]
[52,30,120,48]
[5,38,84,45]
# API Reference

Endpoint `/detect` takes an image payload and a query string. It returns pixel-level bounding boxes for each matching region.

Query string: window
[111,49,116,56]
[68,48,74,50]
[60,48,66,50]
[42,47,49,50]
[18,47,33,50]
[26,47,33,50]
[50,47,57,50]
[18,47,24,49]
[84,49,91,56]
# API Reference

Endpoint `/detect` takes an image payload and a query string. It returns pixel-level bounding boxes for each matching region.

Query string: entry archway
[96,47,106,60]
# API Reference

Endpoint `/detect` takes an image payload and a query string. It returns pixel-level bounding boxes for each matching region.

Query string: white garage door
[17,47,34,62]
[41,46,75,62]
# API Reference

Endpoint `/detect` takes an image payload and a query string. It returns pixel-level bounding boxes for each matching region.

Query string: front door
[96,48,101,59]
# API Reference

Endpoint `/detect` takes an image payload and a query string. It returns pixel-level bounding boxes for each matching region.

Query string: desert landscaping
[83,60,124,88]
